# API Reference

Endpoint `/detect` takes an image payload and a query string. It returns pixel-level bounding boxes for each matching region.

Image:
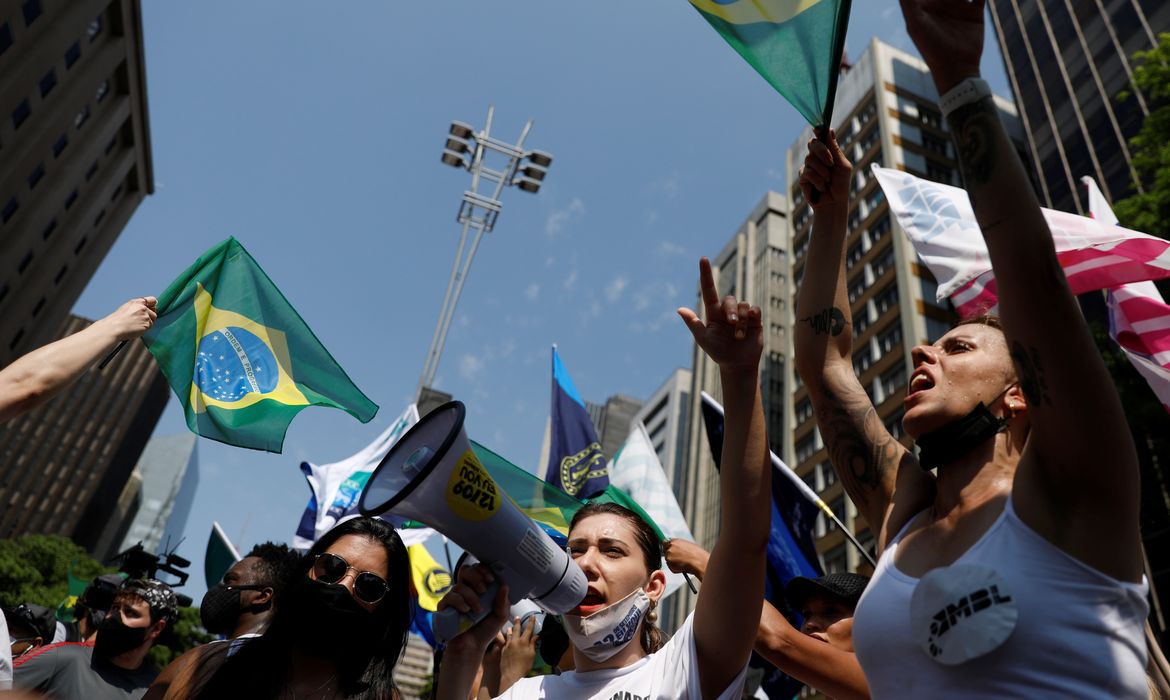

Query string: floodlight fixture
[515,178,541,194]
[441,151,466,168]
[449,121,474,139]
[445,136,470,154]
[521,164,547,181]
[526,150,553,167]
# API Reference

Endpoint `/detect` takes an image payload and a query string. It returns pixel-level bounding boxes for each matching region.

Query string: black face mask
[200,585,241,636]
[915,402,1007,471]
[94,614,150,659]
[286,575,380,657]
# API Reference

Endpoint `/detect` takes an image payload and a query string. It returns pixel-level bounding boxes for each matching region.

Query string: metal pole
[417,216,475,400]
[423,221,488,392]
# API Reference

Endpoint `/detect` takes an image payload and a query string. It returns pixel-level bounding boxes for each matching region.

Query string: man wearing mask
[5,604,57,662]
[198,542,298,641]
[13,579,177,699]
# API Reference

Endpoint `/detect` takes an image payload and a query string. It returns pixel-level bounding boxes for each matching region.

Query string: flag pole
[809,0,853,204]
[98,340,128,370]
[772,452,877,568]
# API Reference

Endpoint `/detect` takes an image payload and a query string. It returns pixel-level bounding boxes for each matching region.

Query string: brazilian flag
[688,0,852,128]
[143,237,378,452]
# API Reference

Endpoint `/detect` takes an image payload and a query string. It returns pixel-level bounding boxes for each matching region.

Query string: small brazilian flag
[688,0,852,127]
[143,237,378,452]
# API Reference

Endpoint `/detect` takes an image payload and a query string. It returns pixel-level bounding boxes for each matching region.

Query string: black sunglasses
[312,553,390,605]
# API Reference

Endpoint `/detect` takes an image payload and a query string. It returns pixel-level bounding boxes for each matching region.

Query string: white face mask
[562,588,651,662]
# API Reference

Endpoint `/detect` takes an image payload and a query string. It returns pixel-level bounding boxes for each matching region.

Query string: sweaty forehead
[942,322,1006,348]
[569,513,635,543]
[227,556,263,582]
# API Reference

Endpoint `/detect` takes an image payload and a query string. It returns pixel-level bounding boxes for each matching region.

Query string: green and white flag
[205,521,242,589]
[688,0,853,127]
[143,237,378,452]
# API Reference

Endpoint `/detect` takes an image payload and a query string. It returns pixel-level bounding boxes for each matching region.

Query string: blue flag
[544,347,608,498]
[701,392,822,699]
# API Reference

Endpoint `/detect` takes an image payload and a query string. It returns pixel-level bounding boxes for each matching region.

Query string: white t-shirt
[0,609,12,690]
[496,612,747,700]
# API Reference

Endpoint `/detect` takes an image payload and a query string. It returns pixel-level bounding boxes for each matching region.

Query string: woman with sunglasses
[152,517,411,700]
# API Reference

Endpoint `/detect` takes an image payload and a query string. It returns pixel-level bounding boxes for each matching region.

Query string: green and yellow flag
[688,0,852,127]
[144,237,378,452]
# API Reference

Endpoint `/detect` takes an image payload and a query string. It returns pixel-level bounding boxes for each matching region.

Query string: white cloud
[546,198,585,238]
[525,283,540,301]
[563,269,579,291]
[459,353,484,380]
[650,171,681,199]
[605,276,628,303]
[658,241,686,256]
[646,209,660,225]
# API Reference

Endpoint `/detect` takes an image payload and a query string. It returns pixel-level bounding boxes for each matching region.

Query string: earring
[646,602,658,624]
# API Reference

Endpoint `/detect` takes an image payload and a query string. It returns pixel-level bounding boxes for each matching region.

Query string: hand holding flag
[799,129,852,208]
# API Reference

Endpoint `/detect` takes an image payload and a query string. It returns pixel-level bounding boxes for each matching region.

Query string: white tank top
[852,496,1149,698]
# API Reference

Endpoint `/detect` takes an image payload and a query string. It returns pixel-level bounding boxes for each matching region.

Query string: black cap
[785,572,870,610]
[3,603,56,641]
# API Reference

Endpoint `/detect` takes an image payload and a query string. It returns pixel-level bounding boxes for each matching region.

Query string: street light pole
[416,105,552,404]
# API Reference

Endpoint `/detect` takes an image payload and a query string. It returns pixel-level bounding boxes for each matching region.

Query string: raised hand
[800,130,852,210]
[663,538,710,580]
[677,258,763,372]
[900,0,985,93]
[96,296,158,341]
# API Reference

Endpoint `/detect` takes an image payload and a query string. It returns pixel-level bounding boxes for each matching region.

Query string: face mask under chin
[915,399,1009,471]
[562,588,651,662]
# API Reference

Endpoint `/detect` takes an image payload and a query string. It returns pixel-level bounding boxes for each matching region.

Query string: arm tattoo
[818,386,907,505]
[801,307,846,336]
[947,98,998,189]
[1010,341,1050,405]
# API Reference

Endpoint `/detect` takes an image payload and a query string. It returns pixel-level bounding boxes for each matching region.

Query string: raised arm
[0,297,156,422]
[901,0,1141,582]
[665,539,870,700]
[793,136,931,550]
[677,257,770,698]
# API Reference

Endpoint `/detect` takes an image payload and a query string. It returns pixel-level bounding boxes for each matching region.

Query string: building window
[877,322,903,354]
[848,208,861,232]
[74,236,87,254]
[871,246,895,278]
[0,283,8,302]
[22,0,43,27]
[796,398,814,425]
[796,435,817,463]
[96,79,110,102]
[823,543,847,574]
[10,329,24,350]
[64,41,81,69]
[32,297,45,317]
[39,69,57,97]
[865,188,885,213]
[1,197,18,223]
[853,310,870,337]
[12,100,31,130]
[105,135,118,154]
[0,23,12,56]
[881,364,907,399]
[111,184,123,202]
[922,132,949,156]
[846,241,864,270]
[52,133,68,158]
[64,189,78,210]
[85,161,98,181]
[869,215,891,243]
[41,218,57,240]
[926,160,953,184]
[87,16,103,42]
[853,346,874,376]
[885,408,905,439]
[54,265,67,284]
[74,105,90,130]
[802,470,817,493]
[819,461,838,489]
[93,209,105,226]
[874,283,899,315]
[919,105,942,128]
[18,251,33,273]
[27,163,44,190]
[848,274,867,304]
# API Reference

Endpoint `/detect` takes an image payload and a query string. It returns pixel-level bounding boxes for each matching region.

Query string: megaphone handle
[432,578,503,644]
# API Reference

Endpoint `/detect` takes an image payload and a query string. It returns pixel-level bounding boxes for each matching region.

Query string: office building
[118,433,199,556]
[585,394,644,460]
[988,0,1169,213]
[669,190,791,630]
[392,632,434,700]
[0,0,153,368]
[0,313,169,552]
[629,367,692,502]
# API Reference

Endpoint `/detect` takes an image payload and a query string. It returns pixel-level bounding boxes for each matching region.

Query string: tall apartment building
[629,367,691,501]
[0,0,153,368]
[784,39,1024,573]
[0,313,169,552]
[669,191,790,630]
[584,394,644,460]
[988,0,1169,213]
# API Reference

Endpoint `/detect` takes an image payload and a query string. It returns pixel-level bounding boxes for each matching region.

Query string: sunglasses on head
[312,552,390,605]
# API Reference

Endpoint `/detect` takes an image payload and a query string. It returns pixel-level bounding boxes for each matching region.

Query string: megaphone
[359,401,585,642]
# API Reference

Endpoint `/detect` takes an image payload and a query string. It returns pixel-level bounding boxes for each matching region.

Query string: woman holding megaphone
[437,257,772,700]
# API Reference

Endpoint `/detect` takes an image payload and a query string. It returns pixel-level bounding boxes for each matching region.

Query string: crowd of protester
[1,0,1165,698]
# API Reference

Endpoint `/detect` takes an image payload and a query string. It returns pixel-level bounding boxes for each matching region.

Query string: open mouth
[907,371,935,396]
[571,590,607,616]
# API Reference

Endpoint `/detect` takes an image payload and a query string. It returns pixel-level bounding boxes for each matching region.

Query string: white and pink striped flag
[872,165,1170,413]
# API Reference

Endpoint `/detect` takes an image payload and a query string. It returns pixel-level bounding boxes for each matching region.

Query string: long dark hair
[197,517,412,699]
[569,502,666,654]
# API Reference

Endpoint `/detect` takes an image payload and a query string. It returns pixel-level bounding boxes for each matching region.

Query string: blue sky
[74,2,1009,599]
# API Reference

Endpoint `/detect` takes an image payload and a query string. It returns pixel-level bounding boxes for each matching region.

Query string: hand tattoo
[947,98,998,189]
[802,307,846,336]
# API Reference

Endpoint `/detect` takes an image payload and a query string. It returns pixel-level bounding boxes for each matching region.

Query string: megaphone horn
[359,401,586,642]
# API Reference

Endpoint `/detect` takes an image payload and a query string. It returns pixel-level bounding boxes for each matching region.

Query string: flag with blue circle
[143,237,378,452]
[544,347,609,499]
